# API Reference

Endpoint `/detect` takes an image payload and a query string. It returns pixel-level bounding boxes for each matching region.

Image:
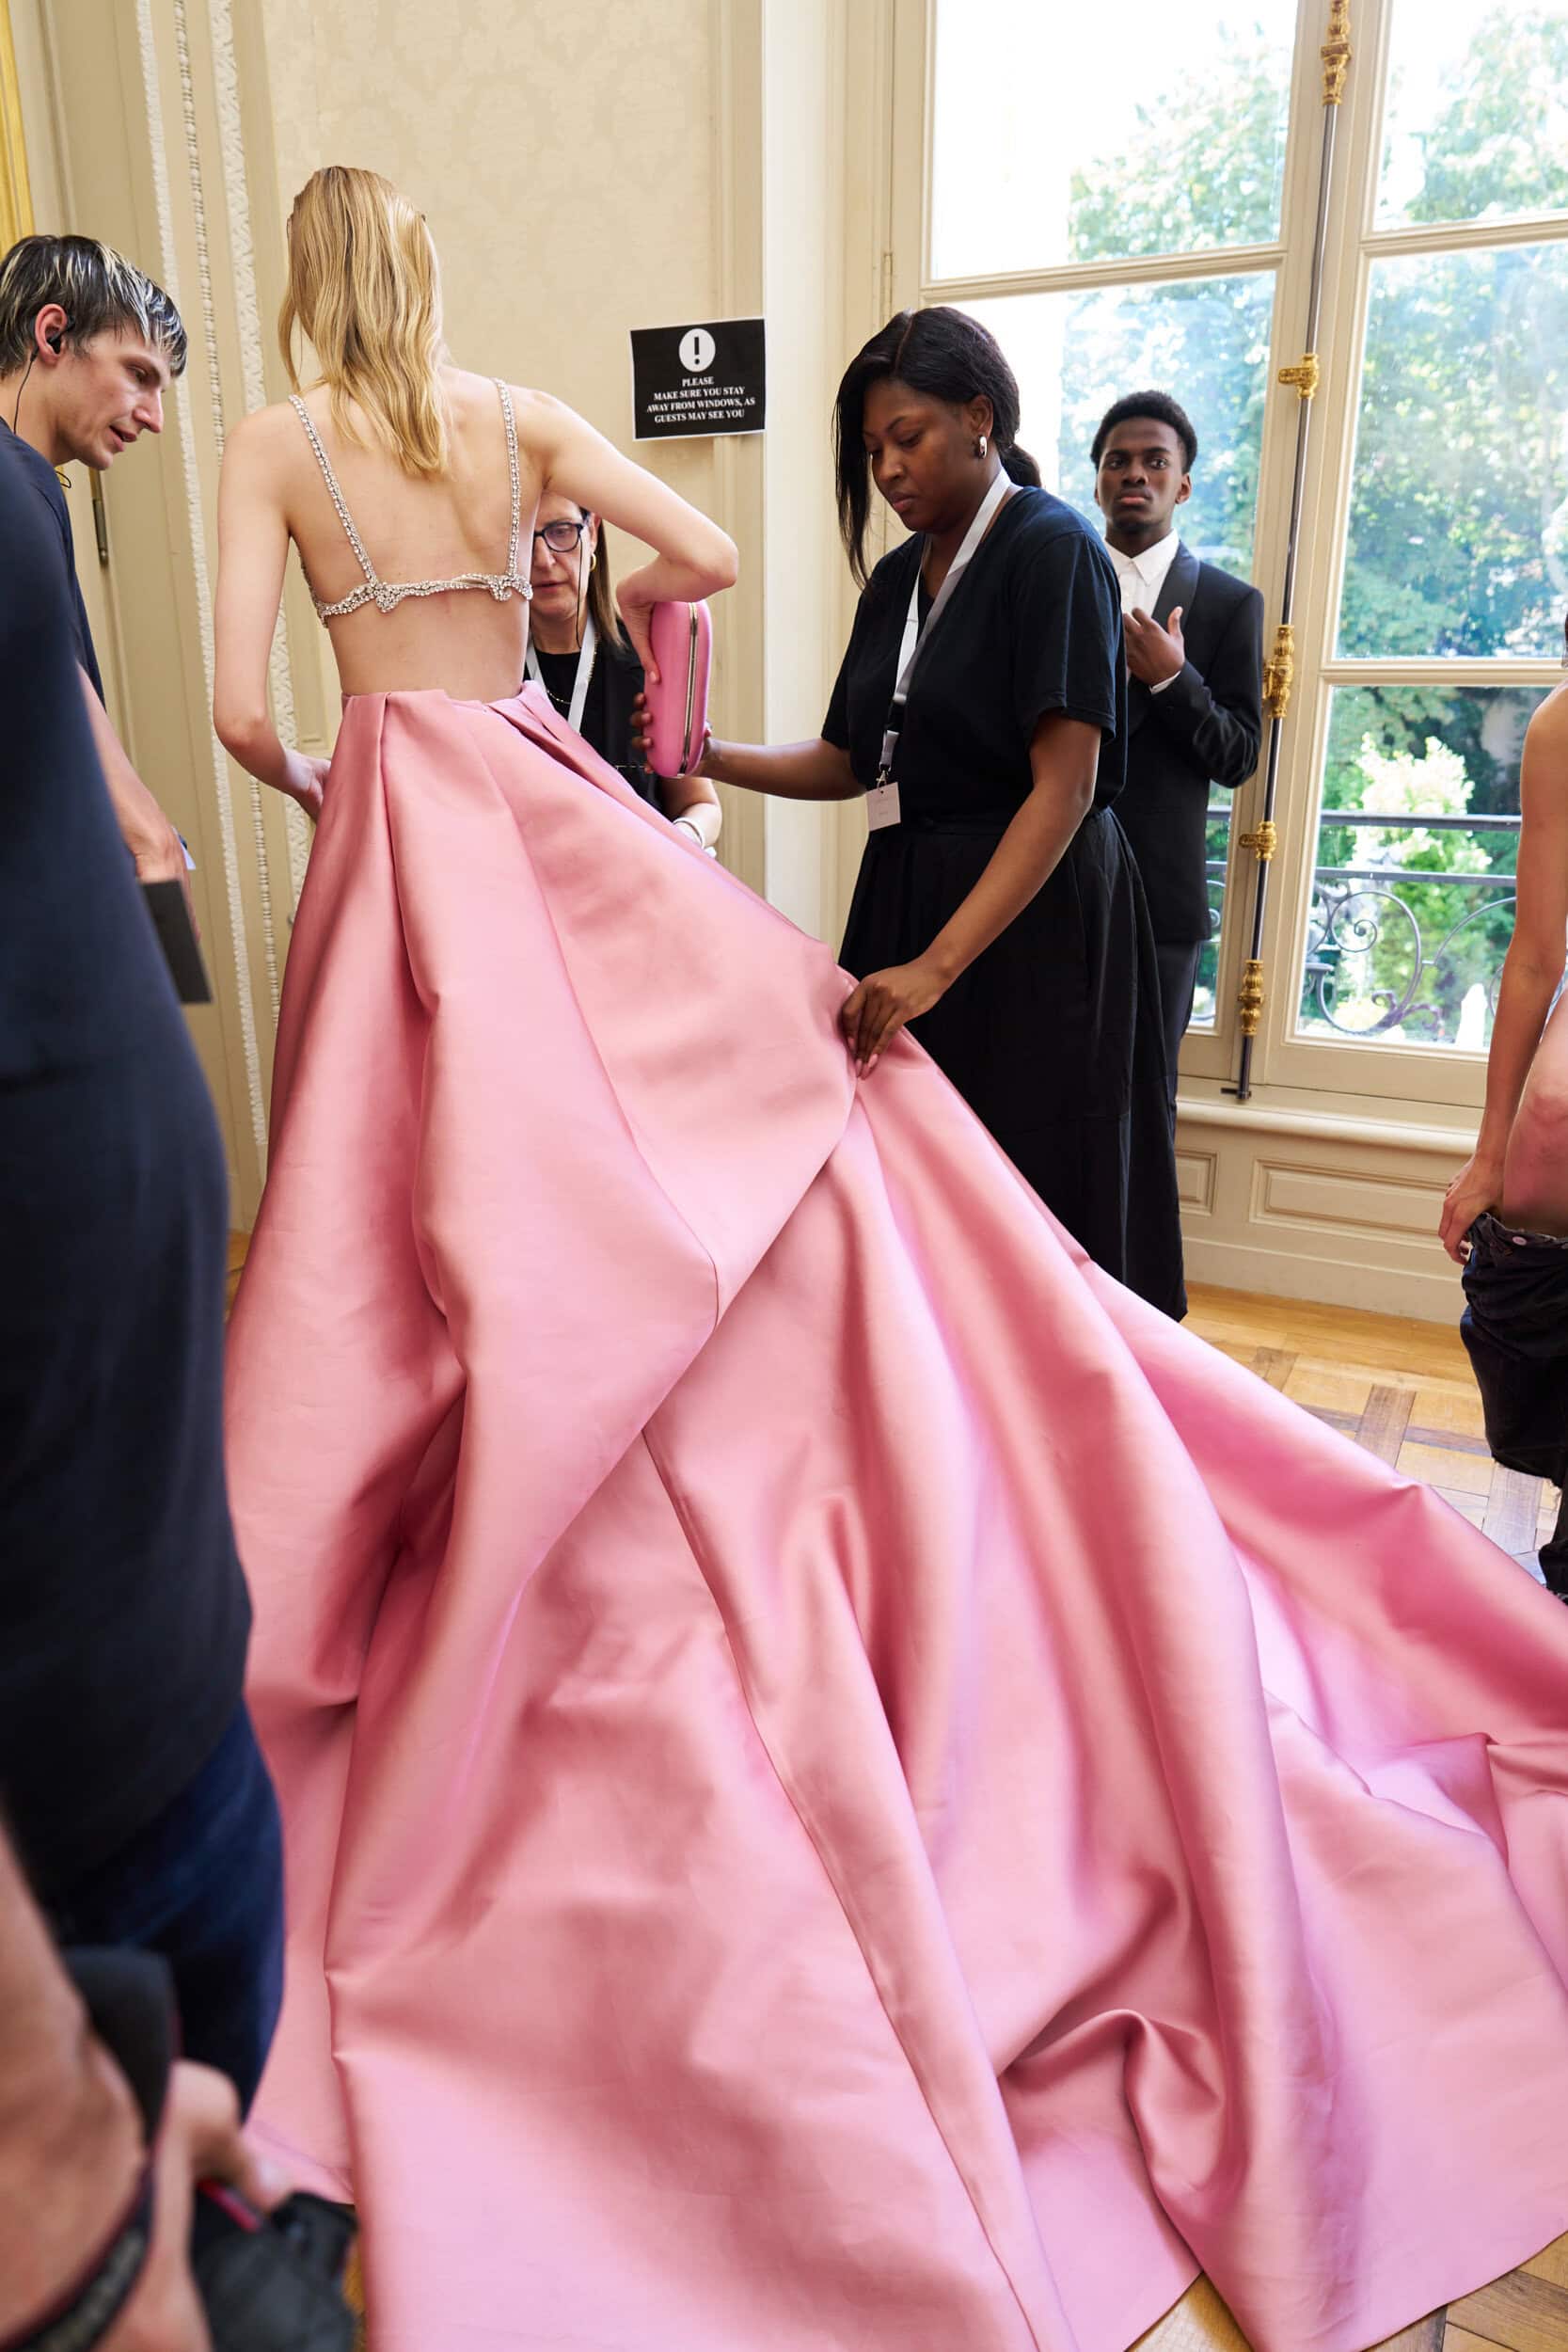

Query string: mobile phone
[139,878,213,1005]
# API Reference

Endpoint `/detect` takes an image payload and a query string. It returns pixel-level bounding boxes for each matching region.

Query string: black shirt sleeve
[2,432,105,702]
[822,574,885,750]
[1006,527,1122,746]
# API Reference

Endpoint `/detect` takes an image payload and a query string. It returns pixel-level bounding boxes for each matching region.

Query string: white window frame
[886,0,1568,1119]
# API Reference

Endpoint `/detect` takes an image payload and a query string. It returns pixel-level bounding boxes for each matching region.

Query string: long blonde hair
[279,166,448,478]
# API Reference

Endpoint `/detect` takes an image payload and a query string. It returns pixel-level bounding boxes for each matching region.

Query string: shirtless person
[1440,620,1568,1593]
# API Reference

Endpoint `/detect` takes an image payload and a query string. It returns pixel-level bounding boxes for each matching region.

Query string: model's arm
[1439,691,1568,1261]
[78,670,189,882]
[523,393,736,678]
[213,410,327,814]
[840,711,1100,1071]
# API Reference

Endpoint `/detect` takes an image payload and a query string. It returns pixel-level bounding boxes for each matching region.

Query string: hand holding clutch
[641,602,713,779]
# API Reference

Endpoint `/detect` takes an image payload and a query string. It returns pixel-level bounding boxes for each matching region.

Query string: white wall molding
[205,0,309,914]
[1175,1094,1470,1322]
[140,0,269,1169]
[1177,1094,1476,1156]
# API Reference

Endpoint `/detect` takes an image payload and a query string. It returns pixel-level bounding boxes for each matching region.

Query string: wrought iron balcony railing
[1201,807,1520,1047]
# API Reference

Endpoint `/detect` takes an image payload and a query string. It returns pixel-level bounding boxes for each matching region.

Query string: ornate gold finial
[1238,959,1267,1037]
[1262,622,1296,721]
[1277,353,1322,400]
[1239,820,1278,862]
[1322,0,1352,104]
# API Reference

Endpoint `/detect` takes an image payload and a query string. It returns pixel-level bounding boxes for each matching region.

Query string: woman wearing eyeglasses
[527,492,721,848]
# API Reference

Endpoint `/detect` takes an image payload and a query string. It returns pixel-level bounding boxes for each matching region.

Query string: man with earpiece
[0,239,285,2121]
[0,233,191,893]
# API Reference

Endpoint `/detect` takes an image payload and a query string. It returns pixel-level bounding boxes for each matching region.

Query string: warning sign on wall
[630,318,767,441]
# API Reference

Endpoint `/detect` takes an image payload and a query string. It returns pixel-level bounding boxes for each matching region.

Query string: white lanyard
[525,613,597,736]
[877,468,1012,785]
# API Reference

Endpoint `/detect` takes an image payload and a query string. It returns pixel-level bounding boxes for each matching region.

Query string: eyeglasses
[532,517,589,555]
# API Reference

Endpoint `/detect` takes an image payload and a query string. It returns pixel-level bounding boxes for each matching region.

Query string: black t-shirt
[0,452,250,1896]
[533,630,657,804]
[823,485,1126,823]
[2,421,105,702]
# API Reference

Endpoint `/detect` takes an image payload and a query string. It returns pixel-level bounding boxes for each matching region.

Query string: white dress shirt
[1107,529,1181,693]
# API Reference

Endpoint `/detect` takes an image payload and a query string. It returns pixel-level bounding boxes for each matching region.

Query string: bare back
[214,358,735,793]
[280,366,545,702]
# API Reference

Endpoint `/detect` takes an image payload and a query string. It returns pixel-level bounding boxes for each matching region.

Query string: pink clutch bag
[644,600,712,778]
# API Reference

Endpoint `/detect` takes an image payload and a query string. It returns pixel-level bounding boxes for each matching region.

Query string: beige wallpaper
[11,0,836,1218]
[259,0,723,532]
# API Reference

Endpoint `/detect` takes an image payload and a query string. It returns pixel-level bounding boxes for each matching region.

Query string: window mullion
[1254,0,1407,1098]
[1364,211,1568,265]
[919,243,1291,307]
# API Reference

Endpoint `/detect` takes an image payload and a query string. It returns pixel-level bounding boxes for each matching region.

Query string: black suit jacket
[1115,542,1265,945]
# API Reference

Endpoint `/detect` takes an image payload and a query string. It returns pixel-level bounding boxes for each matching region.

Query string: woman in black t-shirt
[527,493,721,850]
[693,308,1182,1317]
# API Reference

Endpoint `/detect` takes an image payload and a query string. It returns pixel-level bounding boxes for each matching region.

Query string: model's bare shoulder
[1527,672,1568,748]
[506,384,570,446]
[1519,675,1568,836]
[227,398,309,449]
[221,400,314,484]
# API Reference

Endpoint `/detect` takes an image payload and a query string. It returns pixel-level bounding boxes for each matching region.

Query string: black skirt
[841,807,1185,1318]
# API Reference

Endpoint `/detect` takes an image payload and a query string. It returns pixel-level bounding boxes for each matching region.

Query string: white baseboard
[1181,1231,1465,1325]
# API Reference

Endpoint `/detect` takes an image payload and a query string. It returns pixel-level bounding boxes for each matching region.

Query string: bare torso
[214,352,736,832]
[272,366,546,703]
[1513,676,1568,1034]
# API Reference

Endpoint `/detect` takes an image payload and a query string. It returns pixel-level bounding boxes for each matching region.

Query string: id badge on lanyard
[865,775,902,831]
[869,468,1011,830]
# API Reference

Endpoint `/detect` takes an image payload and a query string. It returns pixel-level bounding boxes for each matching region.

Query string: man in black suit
[1091,391,1265,1106]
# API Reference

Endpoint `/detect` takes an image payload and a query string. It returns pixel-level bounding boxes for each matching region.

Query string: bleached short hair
[0,233,187,376]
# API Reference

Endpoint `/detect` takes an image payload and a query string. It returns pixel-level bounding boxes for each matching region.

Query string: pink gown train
[227,684,1568,2352]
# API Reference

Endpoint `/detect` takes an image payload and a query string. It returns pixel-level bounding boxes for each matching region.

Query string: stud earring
[975,434,988,459]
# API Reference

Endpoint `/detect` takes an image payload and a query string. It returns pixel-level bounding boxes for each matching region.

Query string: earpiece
[44,316,71,355]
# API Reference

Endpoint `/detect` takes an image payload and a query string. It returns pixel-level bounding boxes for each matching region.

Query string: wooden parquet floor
[232,1242,1564,2349]
[1185,1282,1559,1574]
[1149,1287,1565,2352]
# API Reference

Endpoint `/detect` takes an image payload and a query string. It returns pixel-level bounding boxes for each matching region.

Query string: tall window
[1303,4,1567,1072]
[928,0,1295,1037]
[898,0,1568,1105]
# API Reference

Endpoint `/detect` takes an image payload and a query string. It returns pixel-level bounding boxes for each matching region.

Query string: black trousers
[1153,939,1204,1113]
[48,1708,284,2110]
[1461,1211,1568,1595]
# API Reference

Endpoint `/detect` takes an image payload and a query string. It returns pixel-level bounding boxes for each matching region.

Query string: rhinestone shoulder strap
[497,377,523,582]
[290,380,531,622]
[289,393,380,610]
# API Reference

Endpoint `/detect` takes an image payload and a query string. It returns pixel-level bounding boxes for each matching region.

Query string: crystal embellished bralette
[291,378,532,622]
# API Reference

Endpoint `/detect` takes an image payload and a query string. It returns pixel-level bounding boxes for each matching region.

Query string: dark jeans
[1154,939,1203,1115]
[1461,1211,1568,1596]
[47,1706,284,2112]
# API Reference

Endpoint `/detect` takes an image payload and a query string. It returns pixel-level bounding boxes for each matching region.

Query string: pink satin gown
[227,684,1568,2352]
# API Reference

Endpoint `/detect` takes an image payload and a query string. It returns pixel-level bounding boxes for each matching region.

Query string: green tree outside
[1050,6,1567,1042]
